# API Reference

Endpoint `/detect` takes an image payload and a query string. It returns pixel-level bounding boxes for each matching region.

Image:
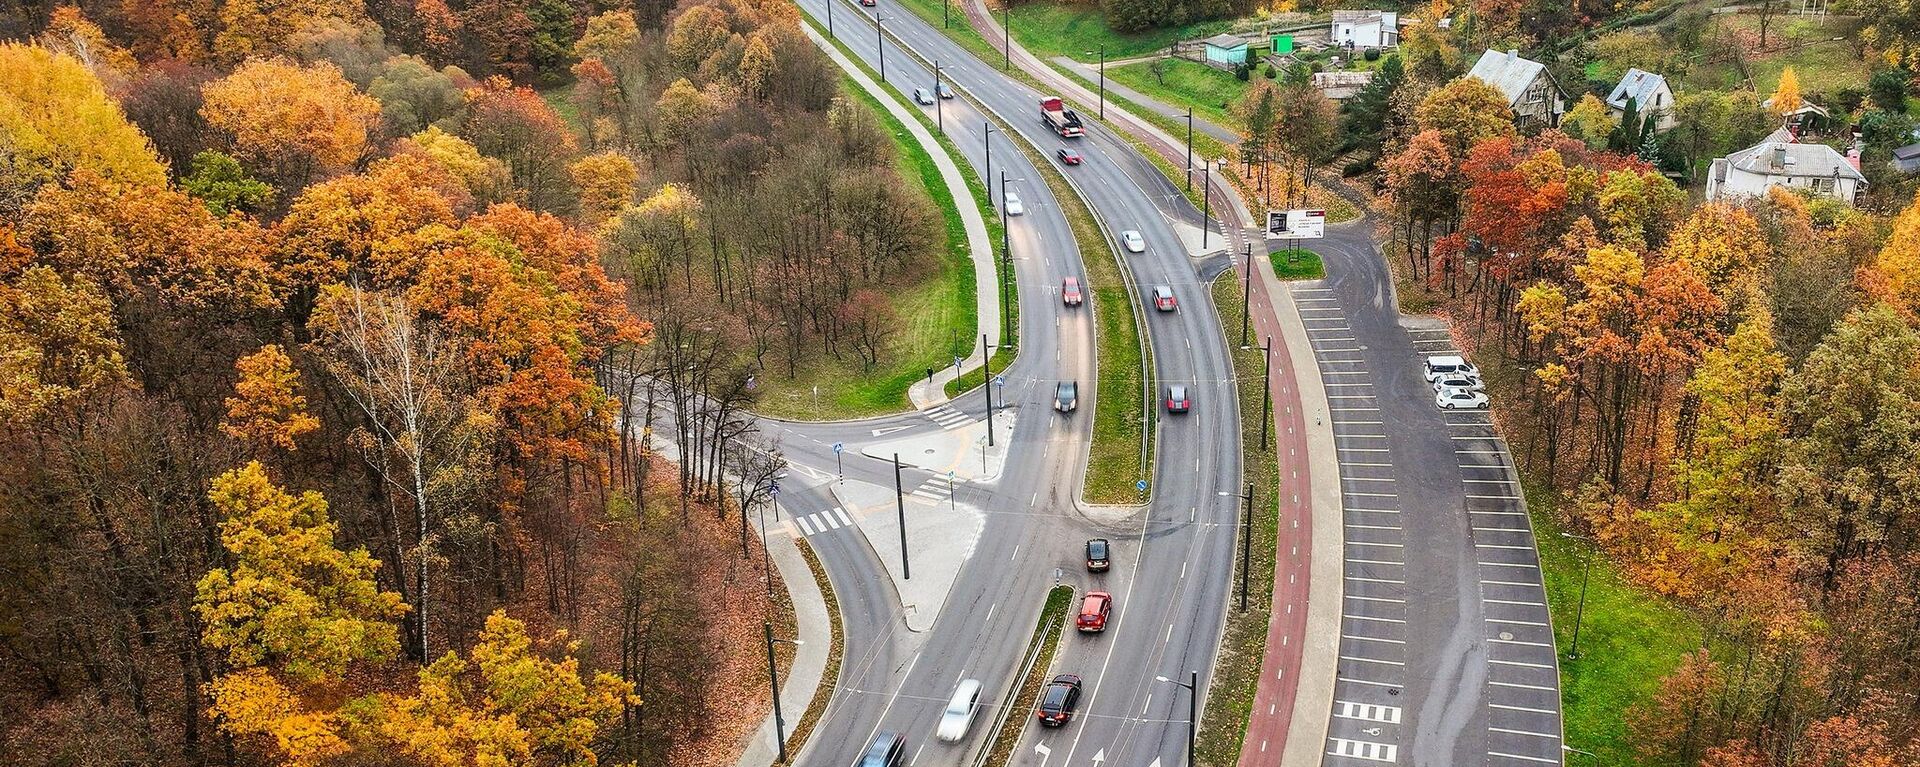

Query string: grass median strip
[1268,248,1325,281]
[782,538,846,763]
[981,584,1075,767]
[1193,271,1281,767]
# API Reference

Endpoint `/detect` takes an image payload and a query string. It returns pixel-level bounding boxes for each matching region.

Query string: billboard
[1265,209,1325,239]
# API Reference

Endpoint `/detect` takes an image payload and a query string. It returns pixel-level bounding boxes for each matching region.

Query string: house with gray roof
[1331,10,1398,49]
[1706,129,1864,204]
[1465,49,1565,130]
[1605,68,1675,132]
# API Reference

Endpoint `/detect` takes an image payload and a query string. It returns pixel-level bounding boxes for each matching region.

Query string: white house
[1465,49,1566,130]
[1706,129,1864,204]
[1331,10,1398,49]
[1605,68,1675,132]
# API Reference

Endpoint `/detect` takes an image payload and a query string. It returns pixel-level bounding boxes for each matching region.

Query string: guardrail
[972,611,1060,767]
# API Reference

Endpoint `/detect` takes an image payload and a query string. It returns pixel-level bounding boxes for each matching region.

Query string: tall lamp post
[1238,482,1254,611]
[763,622,804,763]
[1084,46,1106,118]
[934,61,946,134]
[1155,672,1199,767]
[999,171,1022,350]
[876,14,890,82]
[1562,531,1597,659]
[1172,106,1193,190]
[1002,2,1012,70]
[828,0,834,38]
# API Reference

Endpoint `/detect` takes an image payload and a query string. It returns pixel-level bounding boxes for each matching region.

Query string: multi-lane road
[727,5,1566,767]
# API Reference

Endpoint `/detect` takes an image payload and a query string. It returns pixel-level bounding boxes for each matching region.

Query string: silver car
[912,87,935,105]
[1120,230,1145,253]
[936,679,983,742]
[1436,386,1489,410]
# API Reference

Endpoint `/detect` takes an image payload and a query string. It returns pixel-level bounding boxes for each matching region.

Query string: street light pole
[934,61,944,134]
[1201,164,1211,249]
[762,621,801,763]
[1183,106,1193,190]
[828,0,834,39]
[1238,243,1253,347]
[943,0,950,27]
[1002,3,1011,70]
[876,15,887,82]
[1260,336,1273,450]
[1563,532,1596,659]
[1097,45,1106,118]
[894,453,910,580]
[1239,481,1254,611]
[1156,673,1199,767]
[983,333,995,447]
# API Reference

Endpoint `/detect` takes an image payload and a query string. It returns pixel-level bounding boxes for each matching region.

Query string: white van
[1423,355,1478,383]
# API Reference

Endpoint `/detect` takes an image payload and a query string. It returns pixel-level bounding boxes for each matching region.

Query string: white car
[1431,374,1483,393]
[937,679,984,742]
[1436,386,1489,410]
[1423,354,1478,383]
[1120,230,1145,253]
[912,88,935,105]
[1005,193,1025,216]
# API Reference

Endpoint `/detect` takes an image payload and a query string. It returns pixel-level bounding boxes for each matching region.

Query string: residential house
[1201,34,1249,66]
[1893,142,1920,174]
[1706,129,1864,204]
[1761,98,1832,135]
[1331,10,1398,49]
[1465,49,1566,130]
[1605,68,1675,132]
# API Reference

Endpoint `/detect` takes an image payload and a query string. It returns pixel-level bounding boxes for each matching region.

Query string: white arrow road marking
[1090,749,1105,766]
[871,425,913,437]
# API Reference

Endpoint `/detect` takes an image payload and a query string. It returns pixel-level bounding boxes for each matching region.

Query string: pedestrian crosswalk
[924,404,975,430]
[911,476,964,502]
[1327,738,1398,763]
[792,507,855,536]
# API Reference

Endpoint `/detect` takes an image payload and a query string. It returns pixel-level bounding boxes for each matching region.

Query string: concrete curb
[799,22,1000,412]
[1267,271,1343,767]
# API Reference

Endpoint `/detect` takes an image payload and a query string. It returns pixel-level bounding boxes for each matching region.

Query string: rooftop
[1606,68,1669,110]
[1722,136,1865,182]
[1466,49,1551,106]
[1202,33,1246,49]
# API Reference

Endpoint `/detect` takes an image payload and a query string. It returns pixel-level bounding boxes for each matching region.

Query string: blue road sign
[1136,479,1148,492]
[833,442,844,454]
[770,481,781,495]
[994,375,1006,386]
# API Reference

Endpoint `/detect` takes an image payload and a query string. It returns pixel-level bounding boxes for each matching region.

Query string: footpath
[951,6,1345,765]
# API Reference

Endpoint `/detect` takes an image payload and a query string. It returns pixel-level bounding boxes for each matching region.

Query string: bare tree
[310,283,486,663]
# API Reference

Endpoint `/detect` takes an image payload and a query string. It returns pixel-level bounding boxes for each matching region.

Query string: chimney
[1772,144,1787,170]
[1507,49,1519,62]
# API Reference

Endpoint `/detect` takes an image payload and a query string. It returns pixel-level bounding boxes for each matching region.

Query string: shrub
[1364,47,1380,61]
[1265,65,1277,79]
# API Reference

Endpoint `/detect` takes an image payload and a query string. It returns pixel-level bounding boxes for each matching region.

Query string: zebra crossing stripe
[832,508,853,527]
[817,513,841,530]
[796,515,817,535]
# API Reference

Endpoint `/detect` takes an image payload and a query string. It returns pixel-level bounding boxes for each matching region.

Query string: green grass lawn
[1003,0,1234,61]
[1194,271,1280,767]
[1106,58,1249,133]
[1673,15,1868,95]
[753,69,979,419]
[1269,248,1325,280]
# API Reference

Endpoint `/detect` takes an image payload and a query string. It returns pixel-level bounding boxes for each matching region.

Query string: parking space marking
[1478,561,1540,568]
[1340,655,1406,666]
[1346,595,1406,604]
[1489,680,1557,692]
[1337,676,1403,688]
[1345,614,1406,624]
[1488,658,1555,669]
[1346,576,1406,585]
[1344,634,1407,645]
[1488,751,1560,764]
[1490,703,1560,715]
[1486,617,1550,627]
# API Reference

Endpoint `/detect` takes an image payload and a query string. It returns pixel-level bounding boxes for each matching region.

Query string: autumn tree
[461,76,579,211]
[367,55,473,136]
[1770,67,1804,119]
[1415,76,1517,157]
[194,461,409,681]
[0,43,166,210]
[200,59,383,189]
[1561,94,1619,150]
[0,264,130,429]
[181,150,276,216]
[1862,191,1920,320]
[223,344,321,452]
[395,126,513,204]
[571,152,639,226]
[35,6,138,85]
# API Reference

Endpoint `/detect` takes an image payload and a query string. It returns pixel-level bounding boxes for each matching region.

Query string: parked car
[1036,675,1083,726]
[1076,591,1113,632]
[1085,538,1110,572]
[1431,374,1483,393]
[1120,230,1145,253]
[1057,148,1082,165]
[912,88,935,105]
[1436,386,1489,410]
[937,83,955,99]
[1004,192,1025,216]
[1061,276,1083,307]
[1054,381,1078,412]
[857,732,905,767]
[1164,384,1191,413]
[1152,285,1177,312]
[1423,354,1478,383]
[936,679,984,742]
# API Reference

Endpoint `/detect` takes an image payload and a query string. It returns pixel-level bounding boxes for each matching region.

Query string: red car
[1151,285,1177,312]
[1062,276,1083,306]
[1077,591,1112,632]
[1057,148,1082,165]
[860,0,876,6]
[1164,385,1190,414]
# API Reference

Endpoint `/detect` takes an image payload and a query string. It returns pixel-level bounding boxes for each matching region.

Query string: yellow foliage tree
[1560,93,1619,150]
[0,43,166,207]
[1769,67,1803,118]
[206,667,350,767]
[223,344,321,452]
[569,152,638,227]
[0,263,130,429]
[574,10,640,63]
[1863,191,1920,322]
[1414,76,1518,156]
[201,59,382,186]
[396,126,512,205]
[348,611,636,767]
[194,461,408,683]
[37,6,138,83]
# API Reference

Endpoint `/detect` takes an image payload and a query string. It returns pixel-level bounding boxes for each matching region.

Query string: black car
[857,732,906,767]
[1055,381,1079,413]
[1036,674,1083,726]
[1086,538,1110,572]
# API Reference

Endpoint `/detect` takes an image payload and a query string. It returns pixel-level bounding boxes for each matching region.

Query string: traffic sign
[1266,209,1326,240]
[1136,479,1148,492]
[770,481,781,495]
[993,374,1006,386]
[833,442,844,454]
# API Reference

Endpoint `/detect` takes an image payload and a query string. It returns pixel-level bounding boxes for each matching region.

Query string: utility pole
[1002,3,1011,70]
[894,453,910,580]
[943,0,950,27]
[876,15,887,82]
[1183,106,1193,190]
[983,333,995,447]
[1156,673,1199,767]
[1260,336,1273,450]
[1201,164,1211,249]
[1563,532,1596,659]
[934,61,944,134]
[1238,242,1253,347]
[1239,482,1254,611]
[763,621,788,763]
[828,0,834,39]
[1097,45,1106,118]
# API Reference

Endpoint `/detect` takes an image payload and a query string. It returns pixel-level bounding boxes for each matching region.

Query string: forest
[0,0,945,765]
[1323,9,1920,765]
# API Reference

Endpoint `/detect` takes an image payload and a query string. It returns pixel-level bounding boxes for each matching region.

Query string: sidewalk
[734,528,835,767]
[829,476,987,632]
[801,23,1000,411]
[1050,56,1240,145]
[1236,251,1343,766]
